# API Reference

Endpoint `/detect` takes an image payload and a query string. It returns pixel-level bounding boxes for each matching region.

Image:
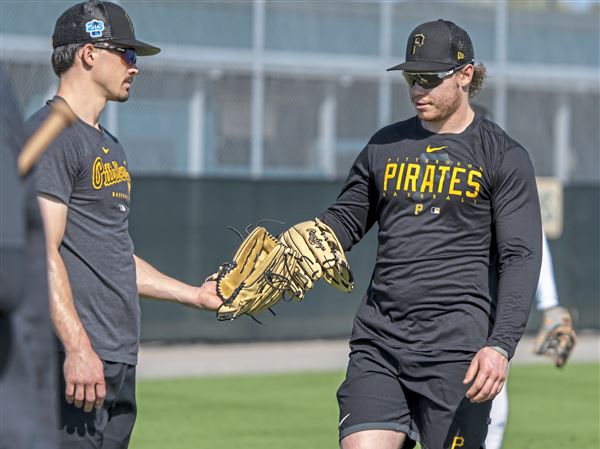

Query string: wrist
[64,334,94,356]
[488,345,509,359]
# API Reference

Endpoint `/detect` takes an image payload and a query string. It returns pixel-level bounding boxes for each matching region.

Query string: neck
[56,73,108,129]
[421,101,475,134]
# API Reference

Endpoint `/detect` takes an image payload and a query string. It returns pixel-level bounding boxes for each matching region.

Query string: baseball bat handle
[18,99,77,176]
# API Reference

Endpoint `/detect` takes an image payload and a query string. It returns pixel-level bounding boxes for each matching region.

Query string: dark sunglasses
[403,63,470,89]
[92,44,137,67]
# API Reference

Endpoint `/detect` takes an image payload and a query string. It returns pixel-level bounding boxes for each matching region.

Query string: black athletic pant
[57,353,137,449]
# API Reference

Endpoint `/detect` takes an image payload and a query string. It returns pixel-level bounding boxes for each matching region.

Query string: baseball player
[485,232,576,449]
[0,66,58,449]
[29,2,222,447]
[291,20,542,449]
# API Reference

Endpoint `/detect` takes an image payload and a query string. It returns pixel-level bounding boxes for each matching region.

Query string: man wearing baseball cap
[304,19,543,449]
[29,2,222,447]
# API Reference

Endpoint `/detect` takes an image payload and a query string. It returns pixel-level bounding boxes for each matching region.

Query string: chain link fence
[2,0,597,182]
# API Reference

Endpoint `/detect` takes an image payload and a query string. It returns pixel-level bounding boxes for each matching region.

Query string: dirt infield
[137,334,599,379]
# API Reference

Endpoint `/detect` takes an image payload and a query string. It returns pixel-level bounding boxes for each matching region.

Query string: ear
[79,43,99,68]
[457,64,474,87]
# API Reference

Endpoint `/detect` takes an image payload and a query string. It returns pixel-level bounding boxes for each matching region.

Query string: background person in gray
[0,66,58,449]
[30,2,222,447]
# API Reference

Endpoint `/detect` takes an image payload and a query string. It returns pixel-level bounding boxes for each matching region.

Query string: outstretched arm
[134,255,222,310]
[320,145,378,252]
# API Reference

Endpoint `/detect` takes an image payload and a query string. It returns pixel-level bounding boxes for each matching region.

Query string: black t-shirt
[321,114,542,359]
[30,97,138,365]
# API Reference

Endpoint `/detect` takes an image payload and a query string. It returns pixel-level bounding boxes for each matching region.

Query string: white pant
[486,384,508,449]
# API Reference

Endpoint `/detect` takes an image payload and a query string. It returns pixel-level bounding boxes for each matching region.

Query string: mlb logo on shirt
[430,207,440,215]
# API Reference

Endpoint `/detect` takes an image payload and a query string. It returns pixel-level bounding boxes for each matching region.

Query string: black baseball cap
[52,0,160,56]
[387,19,474,73]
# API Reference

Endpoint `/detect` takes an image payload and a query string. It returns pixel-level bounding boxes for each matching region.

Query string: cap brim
[387,61,455,72]
[110,38,161,56]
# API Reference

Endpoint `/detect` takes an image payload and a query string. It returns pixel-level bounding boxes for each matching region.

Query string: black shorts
[57,353,137,449]
[337,339,491,449]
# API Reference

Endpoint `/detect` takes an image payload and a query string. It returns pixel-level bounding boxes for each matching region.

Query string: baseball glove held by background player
[280,218,354,299]
[533,306,576,368]
[212,226,300,321]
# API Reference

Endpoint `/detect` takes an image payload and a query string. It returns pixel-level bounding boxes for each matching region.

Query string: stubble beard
[418,81,463,123]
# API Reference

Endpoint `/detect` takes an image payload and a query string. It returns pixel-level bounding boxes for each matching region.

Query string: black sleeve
[320,145,378,251]
[486,146,542,359]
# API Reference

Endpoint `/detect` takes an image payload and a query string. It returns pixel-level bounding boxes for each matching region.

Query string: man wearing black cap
[293,19,542,449]
[29,2,222,447]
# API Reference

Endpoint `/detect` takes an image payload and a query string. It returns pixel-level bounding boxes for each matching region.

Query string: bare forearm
[134,255,218,310]
[47,248,93,353]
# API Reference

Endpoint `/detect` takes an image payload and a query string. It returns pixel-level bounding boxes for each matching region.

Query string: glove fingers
[313,220,354,291]
[217,227,272,301]
[281,227,322,280]
[323,264,353,293]
[282,219,354,294]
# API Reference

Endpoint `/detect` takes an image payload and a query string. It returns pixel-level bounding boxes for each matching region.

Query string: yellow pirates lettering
[379,156,482,203]
[449,167,466,196]
[395,163,406,191]
[451,436,465,449]
[420,165,436,193]
[437,165,451,192]
[383,163,397,191]
[414,203,423,215]
[466,170,482,198]
[403,163,420,192]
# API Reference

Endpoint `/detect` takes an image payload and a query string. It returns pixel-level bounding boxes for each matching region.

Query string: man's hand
[463,347,509,403]
[186,280,222,311]
[63,348,105,412]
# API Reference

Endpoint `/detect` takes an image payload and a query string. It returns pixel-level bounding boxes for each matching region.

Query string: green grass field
[130,363,599,449]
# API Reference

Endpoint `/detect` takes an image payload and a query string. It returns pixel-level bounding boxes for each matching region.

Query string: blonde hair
[469,63,486,98]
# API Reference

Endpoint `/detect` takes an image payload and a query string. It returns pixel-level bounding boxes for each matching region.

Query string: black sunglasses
[403,63,471,89]
[92,44,137,67]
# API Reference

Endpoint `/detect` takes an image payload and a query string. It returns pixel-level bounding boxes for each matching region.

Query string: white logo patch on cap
[85,19,105,38]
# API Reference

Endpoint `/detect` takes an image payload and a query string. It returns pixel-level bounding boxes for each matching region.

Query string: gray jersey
[30,97,139,365]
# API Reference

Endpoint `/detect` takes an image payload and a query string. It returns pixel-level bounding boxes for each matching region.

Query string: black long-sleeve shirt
[321,114,542,359]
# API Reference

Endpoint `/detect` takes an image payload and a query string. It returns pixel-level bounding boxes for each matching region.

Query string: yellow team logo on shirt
[92,157,131,195]
[381,158,482,201]
[451,436,465,449]
[425,145,447,153]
